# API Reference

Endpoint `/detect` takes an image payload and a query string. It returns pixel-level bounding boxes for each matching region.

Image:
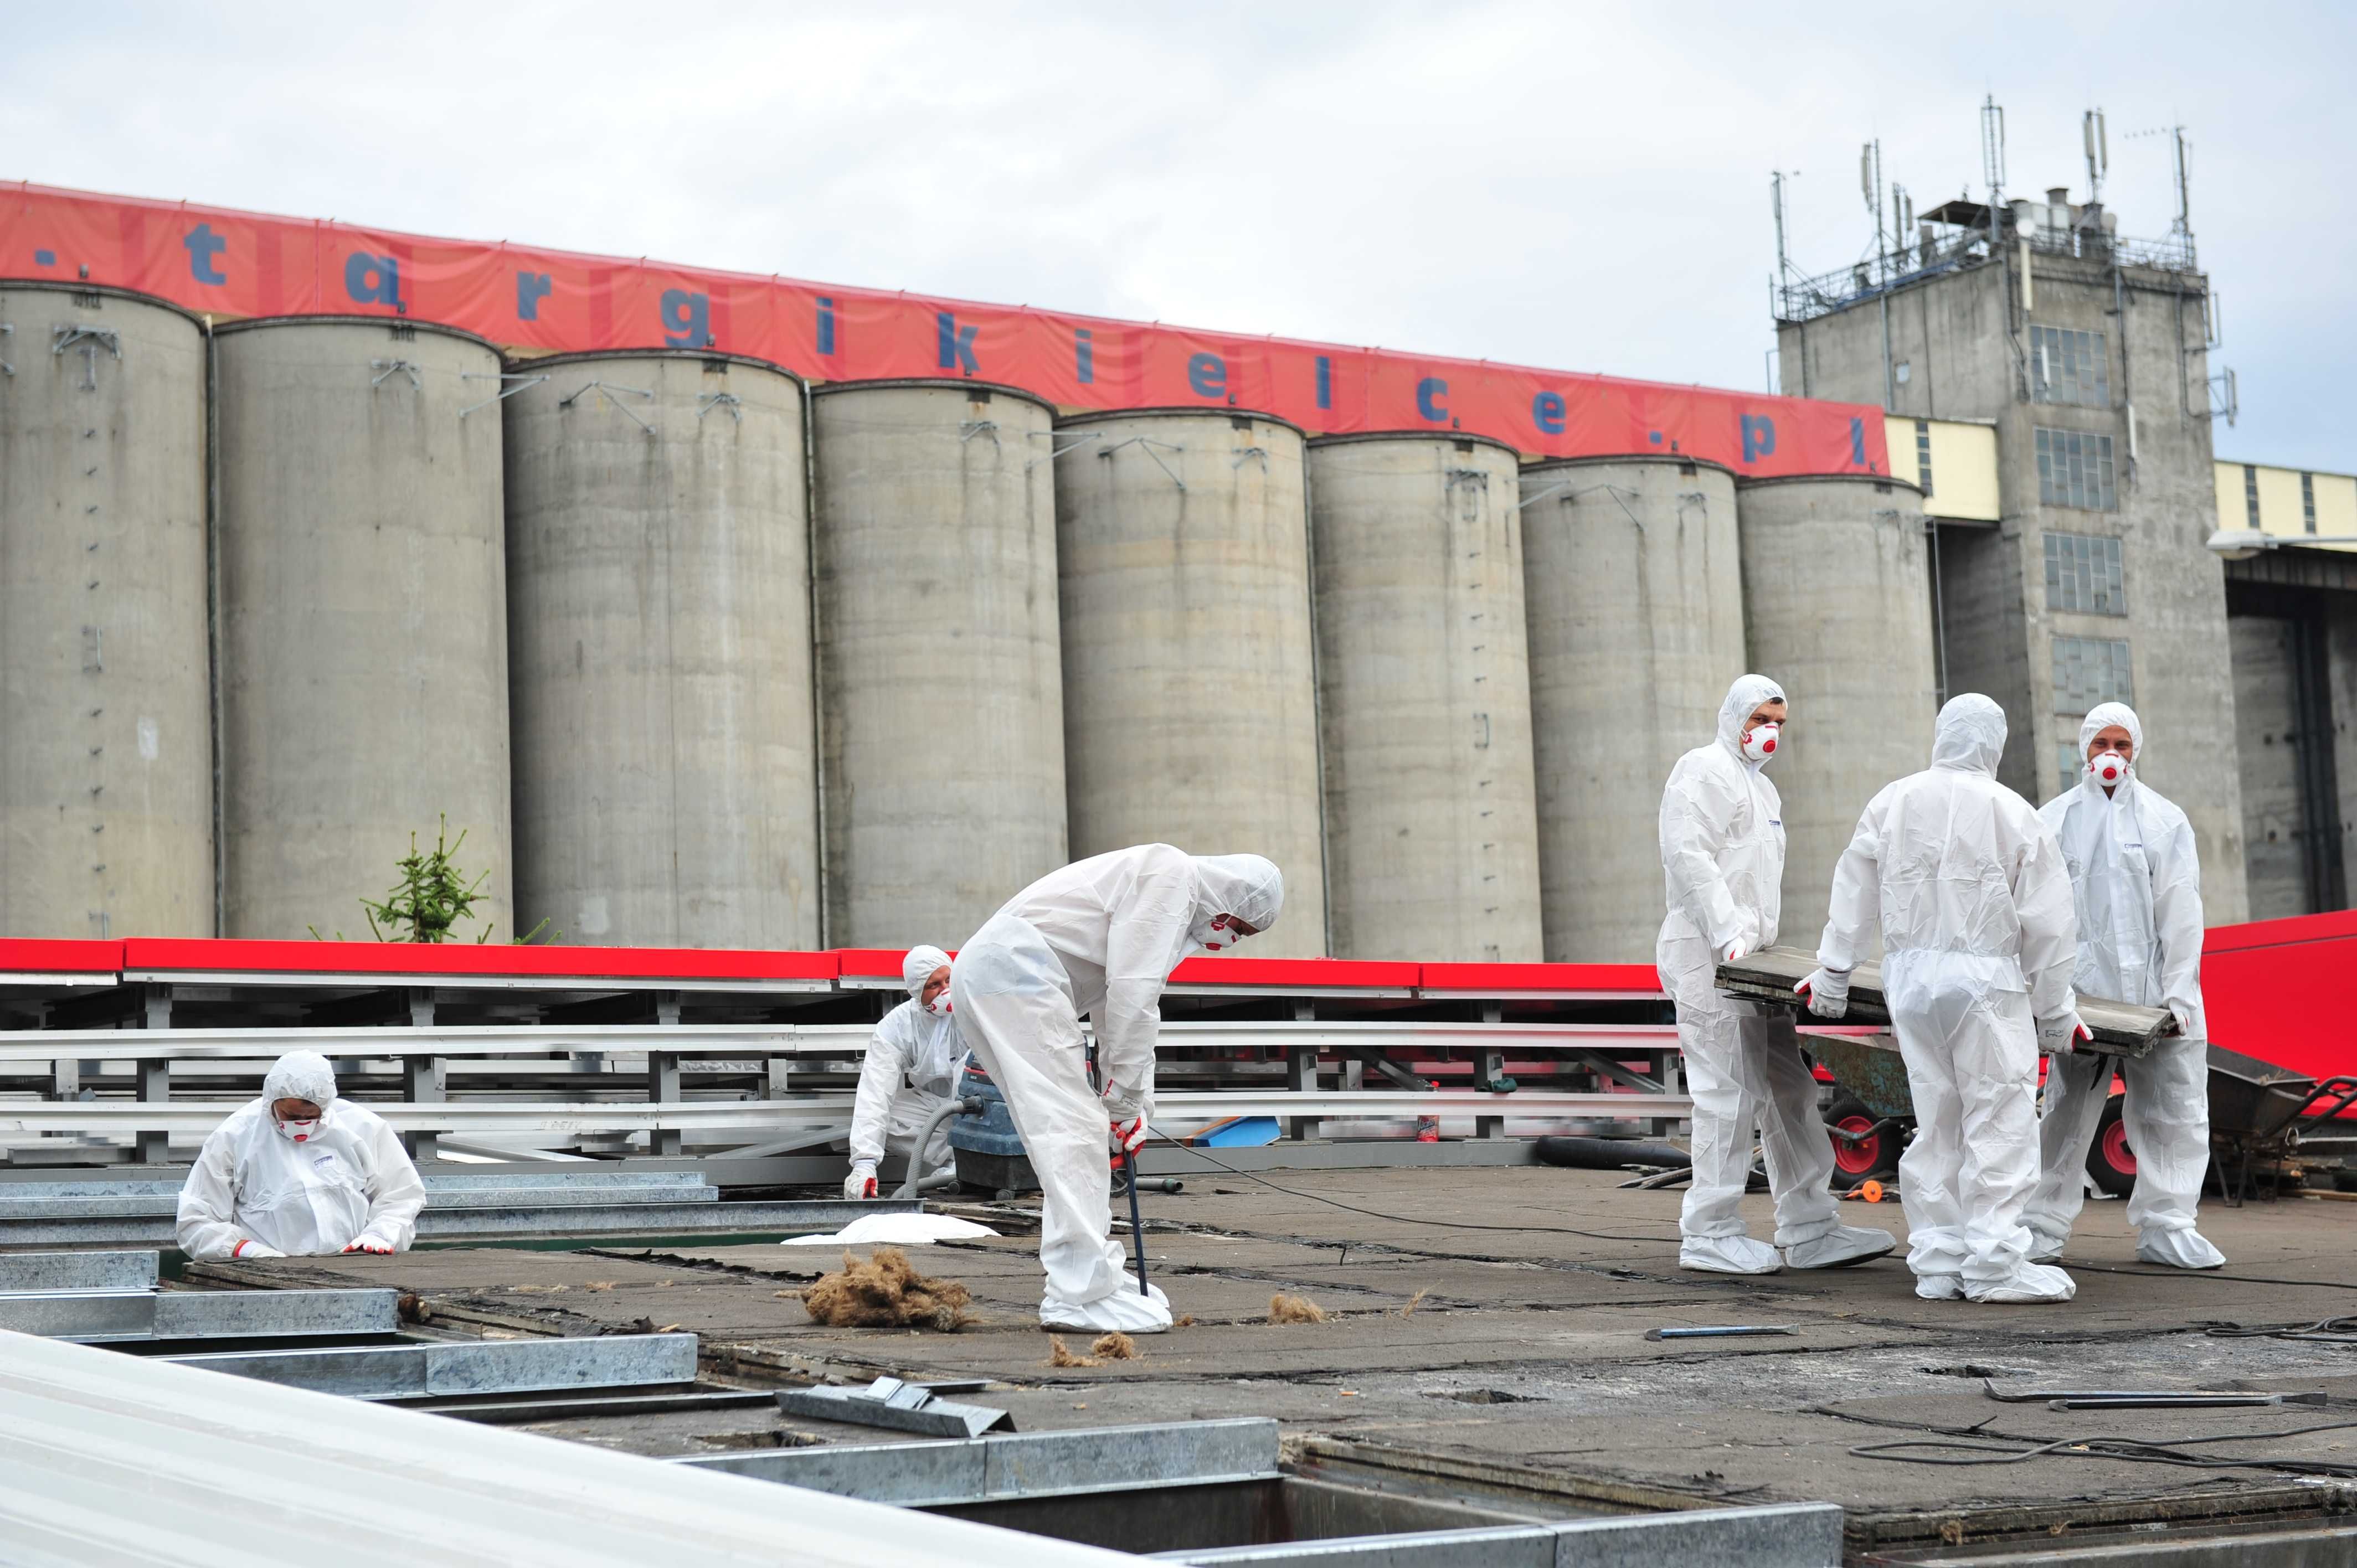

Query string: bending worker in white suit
[176,1049,426,1261]
[2025,703,2225,1269]
[844,944,967,1200]
[951,845,1283,1334]
[1659,673,1896,1274]
[1803,694,2086,1303]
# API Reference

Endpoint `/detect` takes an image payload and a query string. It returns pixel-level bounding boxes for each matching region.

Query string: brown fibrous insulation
[798,1247,975,1332]
[1269,1293,1329,1324]
[1401,1288,1429,1318]
[1174,1313,1197,1328]
[1046,1334,1100,1367]
[1090,1331,1139,1360]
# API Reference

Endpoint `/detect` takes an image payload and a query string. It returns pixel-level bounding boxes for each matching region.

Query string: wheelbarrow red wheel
[2087,1093,2136,1198]
[1824,1094,1893,1180]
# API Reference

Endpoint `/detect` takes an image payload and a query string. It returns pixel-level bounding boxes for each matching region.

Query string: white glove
[1109,1116,1148,1158]
[843,1160,878,1200]
[2037,1012,2093,1055]
[341,1235,394,1255]
[1797,967,1851,1020]
[231,1237,285,1260]
[1718,937,1751,966]
[2169,1004,2195,1038]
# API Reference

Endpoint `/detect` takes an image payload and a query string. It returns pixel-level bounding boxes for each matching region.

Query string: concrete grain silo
[812,380,1066,948]
[1054,409,1327,957]
[0,282,212,937]
[213,318,512,941]
[504,350,817,948]
[1522,456,1746,962]
[1308,434,1542,961]
[1737,474,1938,950]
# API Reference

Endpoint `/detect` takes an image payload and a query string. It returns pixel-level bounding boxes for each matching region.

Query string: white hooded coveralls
[1818,695,2080,1286]
[1658,674,1840,1246]
[847,945,967,1184]
[2026,703,2214,1251]
[951,847,1284,1326]
[176,1051,426,1261]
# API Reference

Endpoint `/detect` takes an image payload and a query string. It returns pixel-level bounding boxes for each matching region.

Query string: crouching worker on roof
[844,945,969,1199]
[176,1049,426,1260]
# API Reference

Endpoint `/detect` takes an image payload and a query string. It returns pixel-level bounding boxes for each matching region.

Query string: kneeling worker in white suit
[176,1049,426,1261]
[1659,673,1895,1275]
[1803,695,2086,1303]
[2025,703,2225,1270]
[845,944,967,1200]
[952,845,1283,1334]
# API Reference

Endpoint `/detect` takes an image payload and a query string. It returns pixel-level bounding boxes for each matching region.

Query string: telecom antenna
[1860,140,1885,257]
[1770,170,1798,287]
[1980,96,2006,203]
[2083,108,2108,202]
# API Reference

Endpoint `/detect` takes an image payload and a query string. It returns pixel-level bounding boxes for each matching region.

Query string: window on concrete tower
[2035,427,2117,510]
[2304,472,2318,534]
[2030,326,2111,407]
[2245,465,2262,528]
[2044,532,2126,615]
[1914,420,1934,496]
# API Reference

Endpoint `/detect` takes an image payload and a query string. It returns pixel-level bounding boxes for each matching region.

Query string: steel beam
[167,1331,698,1400]
[0,1287,399,1342]
[1,1197,922,1247]
[1174,1503,1845,1566]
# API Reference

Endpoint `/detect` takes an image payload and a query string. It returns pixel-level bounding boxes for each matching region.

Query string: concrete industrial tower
[1774,131,2253,922]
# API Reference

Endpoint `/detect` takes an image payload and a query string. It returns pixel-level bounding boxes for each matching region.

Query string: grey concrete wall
[2330,608,2357,893]
[1523,457,1746,963]
[813,381,1066,949]
[1054,409,1327,957]
[1776,238,2248,920]
[214,318,512,942]
[0,283,213,937]
[504,351,817,949]
[2231,615,2308,920]
[1309,434,1542,962]
[1738,476,1938,951]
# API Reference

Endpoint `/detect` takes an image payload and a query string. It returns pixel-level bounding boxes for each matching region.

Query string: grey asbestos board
[166,1332,697,1400]
[1715,944,2164,1056]
[681,1418,1280,1507]
[0,1287,400,1343]
[0,1250,157,1292]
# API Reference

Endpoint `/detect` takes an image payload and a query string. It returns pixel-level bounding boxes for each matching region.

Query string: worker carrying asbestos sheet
[1658,673,1897,1275]
[2024,702,2225,1270]
[176,1049,426,1260]
[1801,694,2086,1304]
[951,845,1283,1334]
[844,944,969,1200]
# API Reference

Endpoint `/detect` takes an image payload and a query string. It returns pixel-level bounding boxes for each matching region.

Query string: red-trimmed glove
[340,1236,394,1255]
[1110,1116,1147,1159]
[231,1237,286,1260]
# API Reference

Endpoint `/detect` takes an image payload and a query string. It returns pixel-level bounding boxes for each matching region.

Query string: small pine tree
[361,816,493,943]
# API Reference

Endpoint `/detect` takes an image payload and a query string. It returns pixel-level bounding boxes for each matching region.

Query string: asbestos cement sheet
[1715,945,2165,1056]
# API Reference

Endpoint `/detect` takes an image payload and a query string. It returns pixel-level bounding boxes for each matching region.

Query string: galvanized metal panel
[1167,1525,1557,1566]
[1545,1503,1845,1568]
[166,1332,696,1401]
[686,1436,991,1504]
[0,1290,157,1342]
[151,1289,398,1339]
[0,1250,157,1292]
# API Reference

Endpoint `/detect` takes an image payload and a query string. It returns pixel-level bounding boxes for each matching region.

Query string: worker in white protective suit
[1802,694,2086,1304]
[2025,703,2224,1270]
[951,846,1283,1334]
[175,1049,426,1261]
[844,945,969,1200]
[1659,673,1897,1275]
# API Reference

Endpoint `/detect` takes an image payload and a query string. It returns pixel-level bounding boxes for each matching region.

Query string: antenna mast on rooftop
[2083,107,2108,203]
[1860,139,1885,257]
[1980,96,2006,207]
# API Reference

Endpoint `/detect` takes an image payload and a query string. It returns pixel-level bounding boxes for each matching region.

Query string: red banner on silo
[2,180,1887,477]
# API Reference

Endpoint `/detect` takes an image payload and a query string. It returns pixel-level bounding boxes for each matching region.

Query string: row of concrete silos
[0,278,1937,960]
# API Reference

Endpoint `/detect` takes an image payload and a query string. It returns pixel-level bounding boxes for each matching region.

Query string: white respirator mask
[2088,752,2128,786]
[923,991,952,1015]
[1741,723,1781,764]
[276,1116,321,1144]
[1191,915,1244,952]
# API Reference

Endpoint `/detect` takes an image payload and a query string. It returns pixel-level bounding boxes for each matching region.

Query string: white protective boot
[1679,1234,1783,1275]
[1041,1276,1173,1334]
[2137,1227,2226,1270]
[1784,1225,1898,1270]
[1967,1262,2077,1304]
[1915,1273,1964,1301]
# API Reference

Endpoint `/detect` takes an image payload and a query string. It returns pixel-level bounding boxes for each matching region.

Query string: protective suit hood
[2077,702,2143,773]
[1932,694,2007,776]
[261,1050,338,1110]
[1191,854,1285,933]
[1716,674,1786,761]
[902,943,952,998]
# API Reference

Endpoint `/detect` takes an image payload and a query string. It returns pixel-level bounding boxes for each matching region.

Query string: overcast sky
[5,1,2348,470]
